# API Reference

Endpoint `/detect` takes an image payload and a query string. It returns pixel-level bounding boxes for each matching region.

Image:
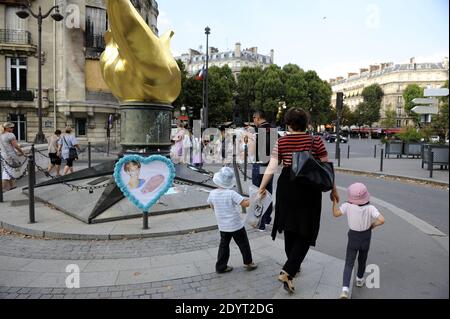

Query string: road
[324,137,381,159]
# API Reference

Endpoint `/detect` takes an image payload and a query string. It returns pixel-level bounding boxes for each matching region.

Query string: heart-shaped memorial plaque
[114,155,176,212]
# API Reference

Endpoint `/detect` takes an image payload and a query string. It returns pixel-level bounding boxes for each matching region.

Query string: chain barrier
[237,164,252,181]
[0,157,29,180]
[0,154,29,180]
[34,148,49,158]
[0,153,28,168]
[174,168,214,186]
[34,163,111,192]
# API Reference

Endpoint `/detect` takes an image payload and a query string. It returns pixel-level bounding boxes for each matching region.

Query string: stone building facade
[329,57,449,127]
[0,0,158,144]
[178,43,274,78]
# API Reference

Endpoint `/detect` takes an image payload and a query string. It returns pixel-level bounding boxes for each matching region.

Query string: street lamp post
[16,4,64,144]
[204,26,211,129]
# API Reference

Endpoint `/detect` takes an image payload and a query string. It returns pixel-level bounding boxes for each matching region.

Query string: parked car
[430,136,440,143]
[327,134,348,143]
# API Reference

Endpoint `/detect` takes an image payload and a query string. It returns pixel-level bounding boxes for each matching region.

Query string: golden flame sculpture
[100,0,181,104]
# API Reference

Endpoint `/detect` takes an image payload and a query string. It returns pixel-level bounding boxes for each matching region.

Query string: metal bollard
[429,150,434,178]
[374,145,377,158]
[337,147,341,167]
[88,142,92,168]
[347,145,350,159]
[28,147,36,224]
[232,135,246,214]
[244,144,248,181]
[0,156,3,203]
[143,211,149,230]
[380,149,384,172]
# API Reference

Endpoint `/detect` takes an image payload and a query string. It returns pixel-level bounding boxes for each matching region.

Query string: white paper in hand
[245,185,273,228]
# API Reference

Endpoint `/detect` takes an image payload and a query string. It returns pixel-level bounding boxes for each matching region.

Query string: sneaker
[356,277,365,287]
[216,266,233,274]
[244,263,258,271]
[340,289,349,299]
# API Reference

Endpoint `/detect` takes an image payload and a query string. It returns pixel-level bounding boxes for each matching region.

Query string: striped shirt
[207,189,245,232]
[272,134,328,167]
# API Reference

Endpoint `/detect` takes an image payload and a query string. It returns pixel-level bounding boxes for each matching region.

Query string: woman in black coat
[258,108,339,294]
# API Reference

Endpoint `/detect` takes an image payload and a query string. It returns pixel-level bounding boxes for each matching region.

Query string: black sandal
[278,270,295,294]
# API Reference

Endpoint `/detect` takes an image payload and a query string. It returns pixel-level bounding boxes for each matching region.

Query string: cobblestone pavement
[0,228,267,260]
[0,259,282,299]
[0,227,290,299]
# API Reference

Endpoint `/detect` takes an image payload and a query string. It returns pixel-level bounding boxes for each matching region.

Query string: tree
[354,84,384,127]
[206,65,235,126]
[173,59,189,109]
[403,84,424,124]
[381,104,397,128]
[340,105,357,127]
[182,76,203,119]
[254,65,285,123]
[237,67,264,122]
[430,80,449,139]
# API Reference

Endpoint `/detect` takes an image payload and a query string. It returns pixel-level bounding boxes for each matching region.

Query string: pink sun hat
[347,183,370,205]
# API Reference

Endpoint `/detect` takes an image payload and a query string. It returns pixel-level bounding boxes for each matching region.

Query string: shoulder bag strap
[309,135,315,155]
[62,135,73,148]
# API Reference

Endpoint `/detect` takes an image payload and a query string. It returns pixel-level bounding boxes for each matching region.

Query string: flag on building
[108,114,114,129]
[195,66,206,81]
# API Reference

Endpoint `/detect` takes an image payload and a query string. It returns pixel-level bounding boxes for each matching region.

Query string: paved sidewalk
[0,188,349,299]
[330,156,449,185]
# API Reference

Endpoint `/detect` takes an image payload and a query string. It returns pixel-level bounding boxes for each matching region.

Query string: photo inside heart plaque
[114,155,176,212]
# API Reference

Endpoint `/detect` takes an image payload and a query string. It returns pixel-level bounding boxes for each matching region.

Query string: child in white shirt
[207,167,258,274]
[332,183,385,299]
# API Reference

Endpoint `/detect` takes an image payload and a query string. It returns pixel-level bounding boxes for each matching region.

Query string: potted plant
[385,136,404,158]
[396,128,423,158]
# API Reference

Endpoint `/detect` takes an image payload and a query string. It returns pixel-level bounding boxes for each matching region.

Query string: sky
[157,0,449,80]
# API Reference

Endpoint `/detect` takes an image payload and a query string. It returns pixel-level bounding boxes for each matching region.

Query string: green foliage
[207,66,235,126]
[353,84,384,126]
[403,84,424,124]
[395,127,423,143]
[362,84,384,105]
[431,80,449,140]
[173,59,189,109]
[178,62,333,127]
[381,105,397,128]
[236,67,264,122]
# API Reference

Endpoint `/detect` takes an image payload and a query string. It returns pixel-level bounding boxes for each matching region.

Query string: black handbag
[63,136,78,160]
[290,136,334,192]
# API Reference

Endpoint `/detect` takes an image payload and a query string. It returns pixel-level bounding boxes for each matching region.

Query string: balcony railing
[0,29,32,45]
[0,88,34,101]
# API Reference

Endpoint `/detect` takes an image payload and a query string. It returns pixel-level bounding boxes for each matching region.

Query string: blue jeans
[252,164,273,229]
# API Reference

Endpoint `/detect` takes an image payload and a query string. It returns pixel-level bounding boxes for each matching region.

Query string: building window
[76,118,87,137]
[6,57,27,91]
[9,114,27,141]
[396,120,402,128]
[86,6,108,50]
[5,6,28,31]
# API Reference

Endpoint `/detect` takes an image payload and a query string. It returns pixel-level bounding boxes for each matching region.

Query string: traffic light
[187,106,194,117]
[336,92,344,112]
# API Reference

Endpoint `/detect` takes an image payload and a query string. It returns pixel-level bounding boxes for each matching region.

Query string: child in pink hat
[332,183,385,299]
